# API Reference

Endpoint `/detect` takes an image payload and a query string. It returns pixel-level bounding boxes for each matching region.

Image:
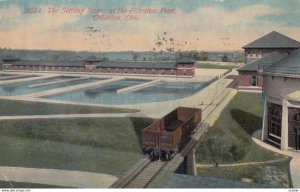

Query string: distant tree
[177,52,186,60]
[221,54,229,62]
[52,55,59,60]
[199,51,209,61]
[132,52,139,61]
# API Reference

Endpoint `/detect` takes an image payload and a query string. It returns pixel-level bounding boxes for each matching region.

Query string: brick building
[237,31,300,91]
[237,51,285,91]
[2,57,195,77]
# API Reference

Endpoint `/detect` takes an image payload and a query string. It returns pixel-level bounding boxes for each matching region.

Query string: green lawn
[0,99,138,115]
[197,160,292,188]
[195,62,238,69]
[195,92,292,187]
[196,92,282,163]
[0,117,153,176]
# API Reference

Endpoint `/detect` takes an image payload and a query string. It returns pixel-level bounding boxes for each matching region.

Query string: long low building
[1,56,195,77]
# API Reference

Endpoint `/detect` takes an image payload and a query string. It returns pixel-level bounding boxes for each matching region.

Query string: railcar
[143,107,202,160]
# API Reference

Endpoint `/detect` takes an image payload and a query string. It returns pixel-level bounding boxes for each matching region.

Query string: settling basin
[43,80,206,105]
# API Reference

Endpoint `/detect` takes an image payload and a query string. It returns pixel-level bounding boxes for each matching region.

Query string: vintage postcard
[0,0,299,190]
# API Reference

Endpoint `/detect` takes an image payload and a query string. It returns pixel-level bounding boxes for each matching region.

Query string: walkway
[0,166,117,188]
[0,74,28,80]
[0,75,60,85]
[28,76,89,88]
[116,79,161,93]
[252,129,300,188]
[0,113,134,120]
[17,77,124,98]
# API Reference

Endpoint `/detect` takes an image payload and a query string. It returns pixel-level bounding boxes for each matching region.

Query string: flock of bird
[85,26,108,40]
[152,31,200,52]
[83,26,230,52]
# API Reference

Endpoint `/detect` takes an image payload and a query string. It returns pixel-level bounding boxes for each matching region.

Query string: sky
[0,0,299,52]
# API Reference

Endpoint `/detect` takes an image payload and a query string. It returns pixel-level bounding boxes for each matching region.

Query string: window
[270,121,281,136]
[268,105,282,137]
[251,76,258,86]
[294,113,300,122]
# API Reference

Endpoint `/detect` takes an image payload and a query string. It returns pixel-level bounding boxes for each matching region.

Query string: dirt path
[196,158,288,168]
[0,166,117,188]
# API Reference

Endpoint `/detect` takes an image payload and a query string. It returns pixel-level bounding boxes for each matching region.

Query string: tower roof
[243,31,300,49]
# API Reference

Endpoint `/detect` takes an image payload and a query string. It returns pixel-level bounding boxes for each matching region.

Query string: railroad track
[125,160,167,188]
[111,123,209,188]
[111,157,167,188]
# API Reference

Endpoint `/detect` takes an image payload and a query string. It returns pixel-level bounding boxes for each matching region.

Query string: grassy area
[0,181,69,188]
[197,159,292,187]
[195,92,283,163]
[0,99,138,115]
[0,117,153,176]
[195,62,238,69]
[195,92,292,187]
